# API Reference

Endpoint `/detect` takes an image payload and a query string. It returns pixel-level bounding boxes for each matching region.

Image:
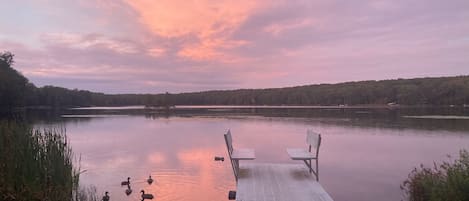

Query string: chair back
[306,129,321,155]
[224,129,234,155]
[224,129,239,181]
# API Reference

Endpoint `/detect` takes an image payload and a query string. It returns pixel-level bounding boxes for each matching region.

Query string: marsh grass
[0,120,88,201]
[76,185,98,201]
[401,150,469,201]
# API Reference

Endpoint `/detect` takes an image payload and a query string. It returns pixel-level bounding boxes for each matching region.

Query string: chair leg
[303,159,319,181]
[231,159,239,181]
[229,159,237,181]
[235,160,239,181]
[303,160,312,173]
[315,159,319,181]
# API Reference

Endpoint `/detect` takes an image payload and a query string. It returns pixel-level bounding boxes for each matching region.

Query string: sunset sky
[1,0,468,93]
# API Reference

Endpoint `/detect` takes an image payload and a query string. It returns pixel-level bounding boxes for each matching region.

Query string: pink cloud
[147,47,166,57]
[2,0,469,93]
[41,33,141,54]
[263,18,315,36]
[123,0,261,61]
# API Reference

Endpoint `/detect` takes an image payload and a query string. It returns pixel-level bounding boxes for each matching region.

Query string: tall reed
[0,120,81,201]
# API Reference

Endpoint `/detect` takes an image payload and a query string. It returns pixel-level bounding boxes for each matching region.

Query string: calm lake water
[33,106,469,201]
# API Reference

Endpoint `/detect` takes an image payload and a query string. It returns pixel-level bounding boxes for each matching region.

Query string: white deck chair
[286,129,322,180]
[224,130,255,181]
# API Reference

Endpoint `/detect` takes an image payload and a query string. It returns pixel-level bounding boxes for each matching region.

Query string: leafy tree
[0,52,30,110]
[0,51,14,66]
[2,51,469,108]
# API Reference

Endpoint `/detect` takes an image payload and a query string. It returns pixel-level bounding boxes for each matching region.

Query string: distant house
[387,102,399,106]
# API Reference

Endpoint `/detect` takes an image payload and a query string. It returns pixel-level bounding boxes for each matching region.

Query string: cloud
[263,18,314,37]
[1,33,242,93]
[147,47,166,57]
[41,33,141,54]
[123,0,259,61]
[1,0,469,93]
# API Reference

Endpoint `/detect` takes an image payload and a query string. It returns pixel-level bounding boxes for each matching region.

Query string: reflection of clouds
[177,149,213,163]
[131,148,234,201]
[149,148,233,201]
[64,116,236,201]
[147,152,166,164]
[60,115,469,201]
[104,155,136,170]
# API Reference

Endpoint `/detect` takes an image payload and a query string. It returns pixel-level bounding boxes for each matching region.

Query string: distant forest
[1,51,469,110]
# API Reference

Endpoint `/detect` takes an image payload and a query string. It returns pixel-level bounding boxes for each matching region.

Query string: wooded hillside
[1,51,468,108]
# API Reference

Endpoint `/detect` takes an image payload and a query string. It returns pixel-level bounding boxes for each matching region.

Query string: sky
[1,0,468,94]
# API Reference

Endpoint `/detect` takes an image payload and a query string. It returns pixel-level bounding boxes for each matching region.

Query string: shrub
[401,150,469,201]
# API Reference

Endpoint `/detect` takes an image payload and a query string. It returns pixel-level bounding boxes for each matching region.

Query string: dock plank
[236,163,333,201]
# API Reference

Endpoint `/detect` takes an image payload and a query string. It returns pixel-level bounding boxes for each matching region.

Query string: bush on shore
[401,150,469,201]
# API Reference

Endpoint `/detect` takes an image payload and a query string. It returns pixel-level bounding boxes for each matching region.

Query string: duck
[147,175,154,185]
[102,191,110,201]
[121,177,130,186]
[140,190,154,200]
[125,184,132,196]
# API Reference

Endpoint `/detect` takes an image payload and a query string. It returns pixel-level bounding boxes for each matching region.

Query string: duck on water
[141,190,154,200]
[101,191,110,201]
[147,175,154,185]
[121,177,131,186]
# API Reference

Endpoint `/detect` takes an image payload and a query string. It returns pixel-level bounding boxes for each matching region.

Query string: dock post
[228,191,236,200]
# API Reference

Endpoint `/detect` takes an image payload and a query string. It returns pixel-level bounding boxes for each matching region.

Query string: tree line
[1,51,469,110]
[168,76,469,106]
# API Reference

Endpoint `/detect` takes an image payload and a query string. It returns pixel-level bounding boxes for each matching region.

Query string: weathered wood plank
[236,163,333,201]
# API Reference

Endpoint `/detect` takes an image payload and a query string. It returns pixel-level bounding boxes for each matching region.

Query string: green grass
[0,120,85,201]
[401,150,469,201]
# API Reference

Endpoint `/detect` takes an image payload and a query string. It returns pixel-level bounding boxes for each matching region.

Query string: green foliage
[76,186,99,201]
[2,50,469,108]
[144,92,174,108]
[0,121,81,201]
[0,52,31,110]
[401,150,469,201]
[0,51,14,66]
[18,75,469,107]
[148,76,469,106]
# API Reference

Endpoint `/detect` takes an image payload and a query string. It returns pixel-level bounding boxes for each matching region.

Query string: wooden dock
[235,163,333,201]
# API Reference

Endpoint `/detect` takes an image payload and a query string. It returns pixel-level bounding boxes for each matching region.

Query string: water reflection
[31,109,469,201]
[64,116,235,201]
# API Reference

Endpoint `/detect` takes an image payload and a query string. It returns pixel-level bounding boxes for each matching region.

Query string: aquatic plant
[76,185,99,201]
[401,149,469,201]
[0,120,88,201]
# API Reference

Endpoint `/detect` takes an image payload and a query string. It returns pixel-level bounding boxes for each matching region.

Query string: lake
[32,106,469,201]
